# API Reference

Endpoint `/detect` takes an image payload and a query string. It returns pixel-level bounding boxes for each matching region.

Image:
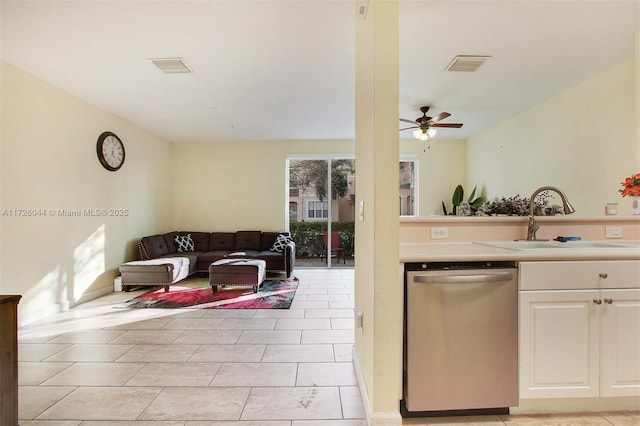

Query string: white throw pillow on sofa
[175,234,195,252]
[270,234,292,253]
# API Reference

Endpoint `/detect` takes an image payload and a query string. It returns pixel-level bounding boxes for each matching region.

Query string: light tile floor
[17,268,640,425]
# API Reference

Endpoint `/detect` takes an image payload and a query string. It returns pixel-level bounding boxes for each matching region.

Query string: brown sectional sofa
[137,230,295,279]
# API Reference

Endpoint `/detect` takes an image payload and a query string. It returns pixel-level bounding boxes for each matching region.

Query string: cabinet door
[519,290,600,398]
[600,289,640,397]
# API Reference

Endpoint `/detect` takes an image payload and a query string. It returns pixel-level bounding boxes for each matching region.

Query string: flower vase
[631,196,640,215]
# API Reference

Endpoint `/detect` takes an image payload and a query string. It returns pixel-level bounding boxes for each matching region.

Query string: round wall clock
[96,131,125,171]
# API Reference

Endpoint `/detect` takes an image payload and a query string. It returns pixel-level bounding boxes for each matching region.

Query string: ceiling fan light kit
[400,106,463,141]
[413,128,437,140]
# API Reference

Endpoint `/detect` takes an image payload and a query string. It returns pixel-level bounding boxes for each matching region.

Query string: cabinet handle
[604,298,613,304]
[599,273,608,279]
[593,299,602,305]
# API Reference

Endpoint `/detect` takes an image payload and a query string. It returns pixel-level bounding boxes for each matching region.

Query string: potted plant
[619,173,640,215]
[464,192,564,216]
[442,185,483,216]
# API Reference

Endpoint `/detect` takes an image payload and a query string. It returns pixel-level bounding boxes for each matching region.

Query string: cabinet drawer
[519,260,640,290]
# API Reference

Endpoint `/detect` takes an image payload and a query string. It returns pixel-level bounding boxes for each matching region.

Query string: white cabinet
[600,289,640,397]
[519,261,640,399]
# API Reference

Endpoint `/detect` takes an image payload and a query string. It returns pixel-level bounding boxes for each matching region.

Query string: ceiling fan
[400,106,463,140]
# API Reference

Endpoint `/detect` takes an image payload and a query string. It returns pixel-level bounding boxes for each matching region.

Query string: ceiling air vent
[149,57,192,74]
[446,55,491,72]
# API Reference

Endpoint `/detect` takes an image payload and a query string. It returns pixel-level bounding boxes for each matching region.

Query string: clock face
[96,132,125,171]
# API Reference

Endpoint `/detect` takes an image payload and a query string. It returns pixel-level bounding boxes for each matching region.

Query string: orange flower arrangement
[620,173,640,197]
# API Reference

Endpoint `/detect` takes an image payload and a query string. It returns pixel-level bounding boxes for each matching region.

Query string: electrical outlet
[605,226,623,239]
[431,227,449,240]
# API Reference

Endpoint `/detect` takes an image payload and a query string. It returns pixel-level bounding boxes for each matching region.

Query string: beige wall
[168,138,464,233]
[637,31,640,168]
[354,3,376,412]
[401,138,466,216]
[169,140,355,231]
[396,52,637,220]
[355,1,403,422]
[467,56,638,216]
[0,61,172,325]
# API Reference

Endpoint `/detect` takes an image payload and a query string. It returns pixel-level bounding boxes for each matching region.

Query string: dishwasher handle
[413,272,514,284]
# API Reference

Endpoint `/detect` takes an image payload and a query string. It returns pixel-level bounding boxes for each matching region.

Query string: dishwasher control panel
[405,260,517,272]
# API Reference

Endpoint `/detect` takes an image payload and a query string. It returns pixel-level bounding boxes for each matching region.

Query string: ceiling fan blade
[427,112,451,124]
[399,126,419,131]
[431,123,463,128]
[399,118,419,125]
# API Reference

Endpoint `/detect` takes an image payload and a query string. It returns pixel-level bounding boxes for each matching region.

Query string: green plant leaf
[441,200,448,215]
[471,197,484,207]
[467,186,477,203]
[452,184,464,206]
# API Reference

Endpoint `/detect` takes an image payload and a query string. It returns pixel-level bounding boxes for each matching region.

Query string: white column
[354,0,402,424]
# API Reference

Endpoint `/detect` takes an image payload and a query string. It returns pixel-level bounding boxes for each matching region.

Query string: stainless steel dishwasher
[403,261,519,416]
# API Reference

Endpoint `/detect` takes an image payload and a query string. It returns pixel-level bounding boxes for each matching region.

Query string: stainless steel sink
[479,240,636,250]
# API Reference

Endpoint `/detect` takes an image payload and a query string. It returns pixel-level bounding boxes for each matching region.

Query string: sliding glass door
[287,157,355,268]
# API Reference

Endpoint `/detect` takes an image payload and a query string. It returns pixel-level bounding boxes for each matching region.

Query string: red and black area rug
[117,277,298,309]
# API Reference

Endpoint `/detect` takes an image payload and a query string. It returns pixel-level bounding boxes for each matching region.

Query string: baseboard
[513,396,640,414]
[352,345,403,426]
[18,302,61,327]
[352,345,372,422]
[73,285,113,305]
[18,285,114,327]
[369,411,403,426]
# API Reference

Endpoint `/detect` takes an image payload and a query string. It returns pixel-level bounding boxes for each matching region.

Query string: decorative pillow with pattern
[270,233,293,253]
[175,234,195,253]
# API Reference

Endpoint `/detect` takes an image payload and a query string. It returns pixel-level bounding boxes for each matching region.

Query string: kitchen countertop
[400,241,640,263]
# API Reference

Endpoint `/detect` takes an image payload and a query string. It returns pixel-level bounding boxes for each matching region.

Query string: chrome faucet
[526,186,575,240]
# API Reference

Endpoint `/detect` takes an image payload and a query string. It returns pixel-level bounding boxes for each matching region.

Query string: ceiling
[1,0,638,142]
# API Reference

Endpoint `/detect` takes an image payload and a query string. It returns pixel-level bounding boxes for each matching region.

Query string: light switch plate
[355,311,363,329]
